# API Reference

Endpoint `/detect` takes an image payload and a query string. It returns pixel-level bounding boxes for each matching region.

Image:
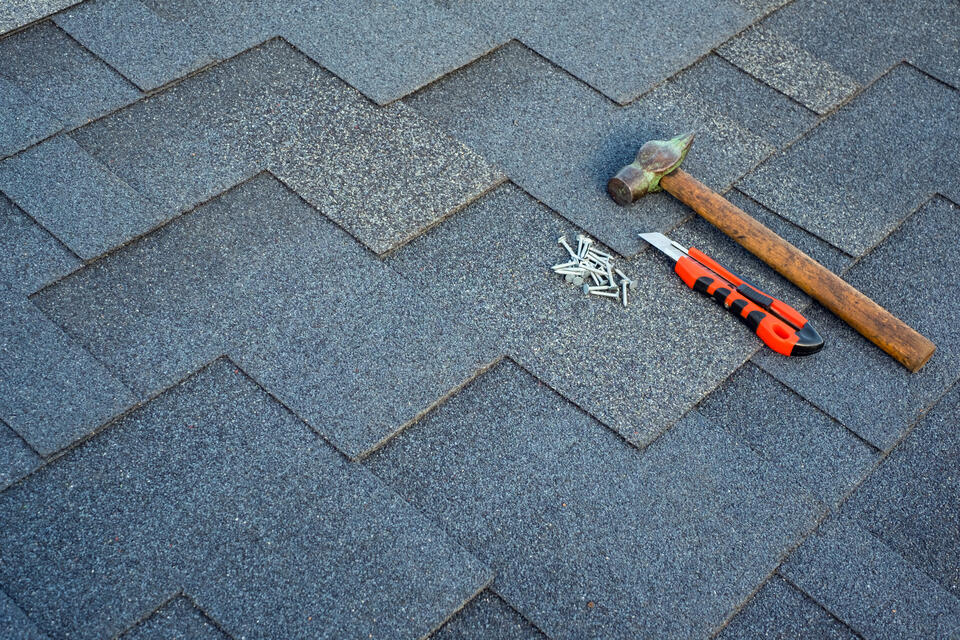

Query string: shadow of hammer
[608,133,935,372]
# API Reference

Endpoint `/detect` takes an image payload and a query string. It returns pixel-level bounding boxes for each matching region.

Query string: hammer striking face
[607,132,694,205]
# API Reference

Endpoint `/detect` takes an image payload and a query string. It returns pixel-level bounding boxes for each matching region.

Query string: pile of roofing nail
[553,234,637,307]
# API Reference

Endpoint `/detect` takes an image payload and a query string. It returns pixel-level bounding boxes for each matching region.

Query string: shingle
[717,575,857,640]
[0,22,140,128]
[0,420,41,490]
[120,596,227,640]
[268,77,504,255]
[669,55,817,148]
[717,27,860,115]
[753,197,960,450]
[277,0,502,105]
[738,65,959,257]
[0,0,78,35]
[406,42,772,258]
[34,173,493,459]
[0,193,78,294]
[447,0,761,105]
[697,364,877,506]
[387,183,758,448]
[844,383,960,597]
[0,297,134,455]
[433,592,546,640]
[0,358,491,640]
[55,0,213,91]
[0,75,60,158]
[366,361,823,639]
[780,517,960,640]
[0,135,166,259]
[72,39,503,254]
[757,0,960,88]
[141,0,277,61]
[0,590,47,640]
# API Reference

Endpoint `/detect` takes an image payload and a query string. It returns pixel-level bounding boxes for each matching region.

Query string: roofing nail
[558,236,578,260]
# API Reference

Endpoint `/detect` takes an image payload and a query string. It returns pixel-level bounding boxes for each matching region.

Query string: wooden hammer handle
[660,169,936,372]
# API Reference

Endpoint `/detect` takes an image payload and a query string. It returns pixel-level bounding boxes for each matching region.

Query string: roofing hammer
[608,133,935,372]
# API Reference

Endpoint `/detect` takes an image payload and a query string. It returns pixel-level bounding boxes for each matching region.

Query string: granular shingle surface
[0,358,490,639]
[780,516,960,639]
[367,361,823,639]
[2,0,958,637]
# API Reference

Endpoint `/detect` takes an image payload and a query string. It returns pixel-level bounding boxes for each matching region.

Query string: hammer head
[607,132,694,205]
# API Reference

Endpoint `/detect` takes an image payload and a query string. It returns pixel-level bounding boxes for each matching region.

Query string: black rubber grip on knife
[736,283,773,309]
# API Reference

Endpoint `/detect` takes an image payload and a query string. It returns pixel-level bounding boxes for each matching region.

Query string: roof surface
[0,1,958,638]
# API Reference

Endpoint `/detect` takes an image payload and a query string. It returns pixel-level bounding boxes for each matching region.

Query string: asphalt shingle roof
[1,0,958,638]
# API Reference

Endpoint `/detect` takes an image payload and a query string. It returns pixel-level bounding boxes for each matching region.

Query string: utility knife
[640,232,823,357]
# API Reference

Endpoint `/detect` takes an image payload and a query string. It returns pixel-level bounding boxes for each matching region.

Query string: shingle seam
[351,355,508,462]
[708,496,831,637]
[487,588,553,638]
[112,589,185,639]
[25,170,265,299]
[774,572,868,640]
[419,577,497,640]
[0,355,229,476]
[758,377,960,618]
[0,582,53,639]
[0,416,43,460]
[0,36,283,164]
[0,2,82,40]
[0,190,84,266]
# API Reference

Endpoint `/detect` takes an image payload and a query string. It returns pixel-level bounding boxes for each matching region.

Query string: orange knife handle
[675,255,823,357]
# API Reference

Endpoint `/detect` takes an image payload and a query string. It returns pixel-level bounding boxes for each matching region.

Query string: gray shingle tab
[0,297,134,455]
[757,0,960,88]
[0,75,61,158]
[739,65,960,257]
[780,517,960,640]
[697,364,877,506]
[406,42,772,257]
[754,197,960,450]
[367,361,823,639]
[71,39,502,254]
[0,358,490,639]
[0,193,78,294]
[0,135,166,259]
[0,22,140,129]
[844,382,960,597]
[0,0,78,36]
[447,0,764,105]
[0,590,48,640]
[35,173,492,458]
[434,592,546,640]
[55,0,213,91]
[718,575,857,640]
[387,183,758,448]
[0,420,40,490]
[717,27,860,115]
[120,596,227,640]
[669,55,817,148]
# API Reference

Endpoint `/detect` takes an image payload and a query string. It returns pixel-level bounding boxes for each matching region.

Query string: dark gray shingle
[0,135,165,259]
[844,382,960,597]
[119,596,227,640]
[0,590,48,640]
[367,360,823,639]
[780,517,960,640]
[0,75,60,158]
[0,22,140,128]
[739,64,960,257]
[697,363,877,506]
[754,197,960,450]
[55,0,213,91]
[718,575,857,640]
[433,592,546,640]
[0,358,490,639]
[406,41,772,258]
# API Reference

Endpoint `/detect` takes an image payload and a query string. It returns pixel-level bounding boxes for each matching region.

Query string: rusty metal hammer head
[607,132,695,205]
